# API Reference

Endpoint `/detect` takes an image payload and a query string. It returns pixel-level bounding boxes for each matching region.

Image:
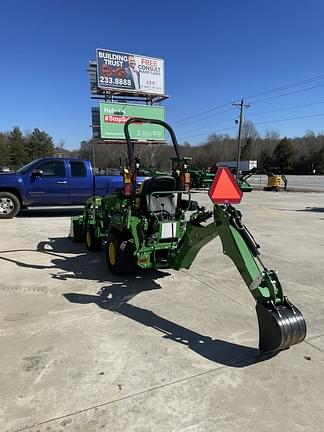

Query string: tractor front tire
[0,192,21,219]
[106,231,137,275]
[85,227,101,251]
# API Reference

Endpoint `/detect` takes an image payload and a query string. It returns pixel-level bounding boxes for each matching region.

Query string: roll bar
[123,117,182,172]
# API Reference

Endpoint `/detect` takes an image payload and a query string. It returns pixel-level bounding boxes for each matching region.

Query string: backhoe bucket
[256,298,306,353]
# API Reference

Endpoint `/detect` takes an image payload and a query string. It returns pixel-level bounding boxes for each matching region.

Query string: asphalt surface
[1,190,324,431]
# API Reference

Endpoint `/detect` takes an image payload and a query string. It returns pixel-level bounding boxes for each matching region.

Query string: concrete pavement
[249,174,324,192]
[1,191,323,431]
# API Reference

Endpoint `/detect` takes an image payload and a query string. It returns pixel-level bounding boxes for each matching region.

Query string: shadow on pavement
[296,207,324,213]
[0,237,88,274]
[17,208,83,218]
[64,286,276,368]
[271,207,324,214]
[0,236,277,367]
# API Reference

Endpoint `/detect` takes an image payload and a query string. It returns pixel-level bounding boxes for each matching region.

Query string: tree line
[0,127,57,169]
[78,121,324,174]
[2,122,324,174]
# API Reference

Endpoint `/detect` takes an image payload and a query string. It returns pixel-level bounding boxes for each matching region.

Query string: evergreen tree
[26,128,54,160]
[241,137,253,159]
[258,149,273,171]
[0,132,10,168]
[8,127,27,169]
[313,146,324,174]
[273,137,295,172]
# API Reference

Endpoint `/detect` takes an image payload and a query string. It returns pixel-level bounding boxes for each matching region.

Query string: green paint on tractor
[70,117,306,354]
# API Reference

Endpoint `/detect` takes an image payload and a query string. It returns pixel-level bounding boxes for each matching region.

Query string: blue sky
[1,0,324,149]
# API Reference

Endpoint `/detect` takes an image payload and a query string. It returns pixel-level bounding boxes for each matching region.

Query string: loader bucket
[256,298,306,353]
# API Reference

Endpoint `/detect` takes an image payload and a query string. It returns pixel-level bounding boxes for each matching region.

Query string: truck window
[16,159,41,174]
[70,161,86,177]
[38,161,66,177]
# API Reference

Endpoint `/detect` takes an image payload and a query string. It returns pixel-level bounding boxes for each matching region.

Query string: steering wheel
[154,209,171,220]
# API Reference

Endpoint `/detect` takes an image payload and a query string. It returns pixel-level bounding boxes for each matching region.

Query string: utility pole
[232,99,250,179]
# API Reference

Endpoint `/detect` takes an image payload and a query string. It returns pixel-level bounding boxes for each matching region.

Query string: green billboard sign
[99,102,166,141]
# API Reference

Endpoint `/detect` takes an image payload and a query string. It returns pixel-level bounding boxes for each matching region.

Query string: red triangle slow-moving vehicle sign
[208,167,243,204]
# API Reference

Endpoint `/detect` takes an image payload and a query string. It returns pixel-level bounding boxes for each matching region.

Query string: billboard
[99,102,166,141]
[96,49,164,95]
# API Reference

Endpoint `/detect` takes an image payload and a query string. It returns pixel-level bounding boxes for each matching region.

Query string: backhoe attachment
[169,202,306,353]
[70,118,306,355]
[256,299,306,353]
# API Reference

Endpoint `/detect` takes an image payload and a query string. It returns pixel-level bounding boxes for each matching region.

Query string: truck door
[68,160,93,204]
[25,160,69,205]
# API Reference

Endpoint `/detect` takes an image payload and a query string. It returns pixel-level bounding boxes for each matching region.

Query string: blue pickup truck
[0,158,144,219]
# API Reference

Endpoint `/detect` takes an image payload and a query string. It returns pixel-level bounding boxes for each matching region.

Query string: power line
[175,107,236,128]
[173,73,324,126]
[179,100,324,136]
[180,126,236,140]
[177,88,324,130]
[251,112,324,126]
[175,80,324,128]
[178,100,249,144]
[178,118,234,135]
[173,102,232,126]
[247,100,324,117]
[249,83,324,105]
[181,112,324,141]
[242,74,324,101]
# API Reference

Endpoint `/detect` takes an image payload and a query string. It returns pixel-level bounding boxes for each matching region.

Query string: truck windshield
[16,159,41,174]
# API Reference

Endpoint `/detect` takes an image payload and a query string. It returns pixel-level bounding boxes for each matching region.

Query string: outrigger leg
[170,204,306,353]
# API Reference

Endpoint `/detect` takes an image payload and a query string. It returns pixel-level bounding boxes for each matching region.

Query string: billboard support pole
[92,140,96,168]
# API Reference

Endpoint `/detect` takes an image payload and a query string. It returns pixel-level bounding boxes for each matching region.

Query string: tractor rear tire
[0,192,21,219]
[106,231,137,275]
[85,227,101,251]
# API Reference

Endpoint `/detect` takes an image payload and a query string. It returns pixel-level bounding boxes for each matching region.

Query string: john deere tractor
[70,118,306,354]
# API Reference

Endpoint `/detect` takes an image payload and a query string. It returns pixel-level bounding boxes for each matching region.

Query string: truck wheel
[85,227,101,251]
[106,231,137,275]
[0,192,21,219]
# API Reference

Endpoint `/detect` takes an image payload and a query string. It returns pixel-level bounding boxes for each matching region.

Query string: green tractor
[170,157,215,189]
[190,168,215,189]
[137,161,168,178]
[70,118,306,354]
[237,167,256,192]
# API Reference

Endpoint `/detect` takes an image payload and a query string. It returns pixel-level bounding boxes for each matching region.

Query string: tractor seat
[140,176,177,219]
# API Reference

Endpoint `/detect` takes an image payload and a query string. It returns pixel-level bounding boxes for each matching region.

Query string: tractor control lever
[190,207,213,226]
